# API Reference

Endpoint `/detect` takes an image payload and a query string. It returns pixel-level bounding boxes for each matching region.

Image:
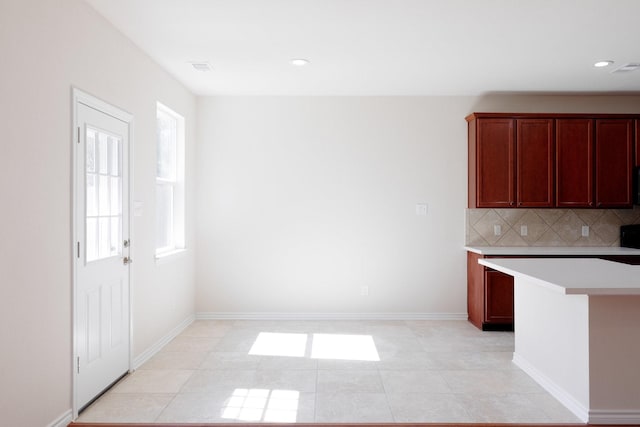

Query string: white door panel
[75,99,130,411]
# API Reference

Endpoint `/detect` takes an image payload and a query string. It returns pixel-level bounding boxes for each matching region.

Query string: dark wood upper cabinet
[556,119,594,207]
[472,118,515,208]
[468,113,638,209]
[595,119,634,208]
[516,119,554,207]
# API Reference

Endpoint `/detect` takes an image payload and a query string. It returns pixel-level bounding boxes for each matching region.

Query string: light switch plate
[520,225,528,236]
[415,203,428,216]
[494,225,502,236]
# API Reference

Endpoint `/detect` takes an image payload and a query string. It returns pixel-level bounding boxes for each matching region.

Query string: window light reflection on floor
[247,332,380,361]
[222,388,300,422]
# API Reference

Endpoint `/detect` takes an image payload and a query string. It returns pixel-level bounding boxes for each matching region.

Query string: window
[156,102,185,257]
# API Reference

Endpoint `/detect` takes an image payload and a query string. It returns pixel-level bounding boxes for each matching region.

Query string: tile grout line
[377,364,396,422]
[313,364,318,422]
[153,391,180,423]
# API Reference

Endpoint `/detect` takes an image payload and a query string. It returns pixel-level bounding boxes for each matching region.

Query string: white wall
[196,96,469,314]
[0,1,196,426]
[195,95,640,315]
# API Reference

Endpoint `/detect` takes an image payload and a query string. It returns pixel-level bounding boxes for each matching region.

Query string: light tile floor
[78,319,581,424]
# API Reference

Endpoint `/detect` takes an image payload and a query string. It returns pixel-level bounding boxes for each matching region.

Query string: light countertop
[465,245,640,256]
[479,258,640,295]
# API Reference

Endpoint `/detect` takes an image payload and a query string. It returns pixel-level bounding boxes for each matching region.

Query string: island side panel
[467,251,484,329]
[513,276,591,420]
[589,295,640,419]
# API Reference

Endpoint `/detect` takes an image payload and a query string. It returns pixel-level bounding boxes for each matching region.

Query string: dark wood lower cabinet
[636,119,640,167]
[467,252,514,331]
[467,252,640,331]
[484,269,514,324]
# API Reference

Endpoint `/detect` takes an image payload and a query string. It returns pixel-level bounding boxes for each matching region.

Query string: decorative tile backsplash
[466,207,640,247]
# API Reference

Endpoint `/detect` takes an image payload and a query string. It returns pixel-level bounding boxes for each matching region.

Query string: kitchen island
[465,246,640,331]
[479,257,640,425]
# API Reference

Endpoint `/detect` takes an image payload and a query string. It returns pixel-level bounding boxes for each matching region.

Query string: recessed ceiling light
[593,60,614,68]
[190,62,212,72]
[290,58,309,66]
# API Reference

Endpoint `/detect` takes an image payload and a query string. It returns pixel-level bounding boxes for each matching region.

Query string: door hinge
[77,356,80,374]
[77,242,80,259]
[77,127,80,144]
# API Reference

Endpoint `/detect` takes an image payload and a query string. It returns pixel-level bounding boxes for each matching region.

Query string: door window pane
[86,174,97,217]
[87,130,96,173]
[109,138,119,176]
[86,127,123,263]
[99,133,108,174]
[98,217,110,258]
[99,175,110,216]
[110,177,120,216]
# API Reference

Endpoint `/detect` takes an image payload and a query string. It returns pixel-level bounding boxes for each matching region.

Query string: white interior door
[74,96,131,412]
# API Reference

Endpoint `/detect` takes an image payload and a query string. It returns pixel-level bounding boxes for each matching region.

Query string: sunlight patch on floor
[249,332,308,357]
[248,331,380,361]
[311,333,380,361]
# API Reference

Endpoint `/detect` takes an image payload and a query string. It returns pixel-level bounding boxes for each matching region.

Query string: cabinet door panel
[517,119,554,207]
[636,120,640,167]
[484,269,514,324]
[477,119,515,207]
[595,119,633,207]
[556,119,594,207]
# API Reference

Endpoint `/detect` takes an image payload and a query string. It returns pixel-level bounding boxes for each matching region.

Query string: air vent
[190,62,212,72]
[612,63,640,73]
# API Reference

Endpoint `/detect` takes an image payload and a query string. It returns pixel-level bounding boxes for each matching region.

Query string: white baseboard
[588,409,640,425]
[514,353,640,424]
[196,312,467,321]
[47,409,72,427]
[512,352,589,423]
[133,314,195,369]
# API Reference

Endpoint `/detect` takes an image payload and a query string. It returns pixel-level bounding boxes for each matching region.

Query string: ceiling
[84,0,640,96]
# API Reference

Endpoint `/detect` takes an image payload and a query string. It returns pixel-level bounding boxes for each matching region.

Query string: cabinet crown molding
[466,112,640,122]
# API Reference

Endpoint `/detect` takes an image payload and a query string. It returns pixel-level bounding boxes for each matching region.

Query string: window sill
[155,248,187,264]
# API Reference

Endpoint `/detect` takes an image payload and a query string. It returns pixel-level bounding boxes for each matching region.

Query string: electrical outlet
[415,203,428,216]
[582,225,589,237]
[520,225,528,236]
[360,286,369,296]
[494,225,502,236]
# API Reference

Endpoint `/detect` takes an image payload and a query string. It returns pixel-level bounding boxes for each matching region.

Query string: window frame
[155,102,185,259]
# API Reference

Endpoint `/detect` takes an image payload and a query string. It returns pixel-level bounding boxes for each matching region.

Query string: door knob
[123,256,133,265]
